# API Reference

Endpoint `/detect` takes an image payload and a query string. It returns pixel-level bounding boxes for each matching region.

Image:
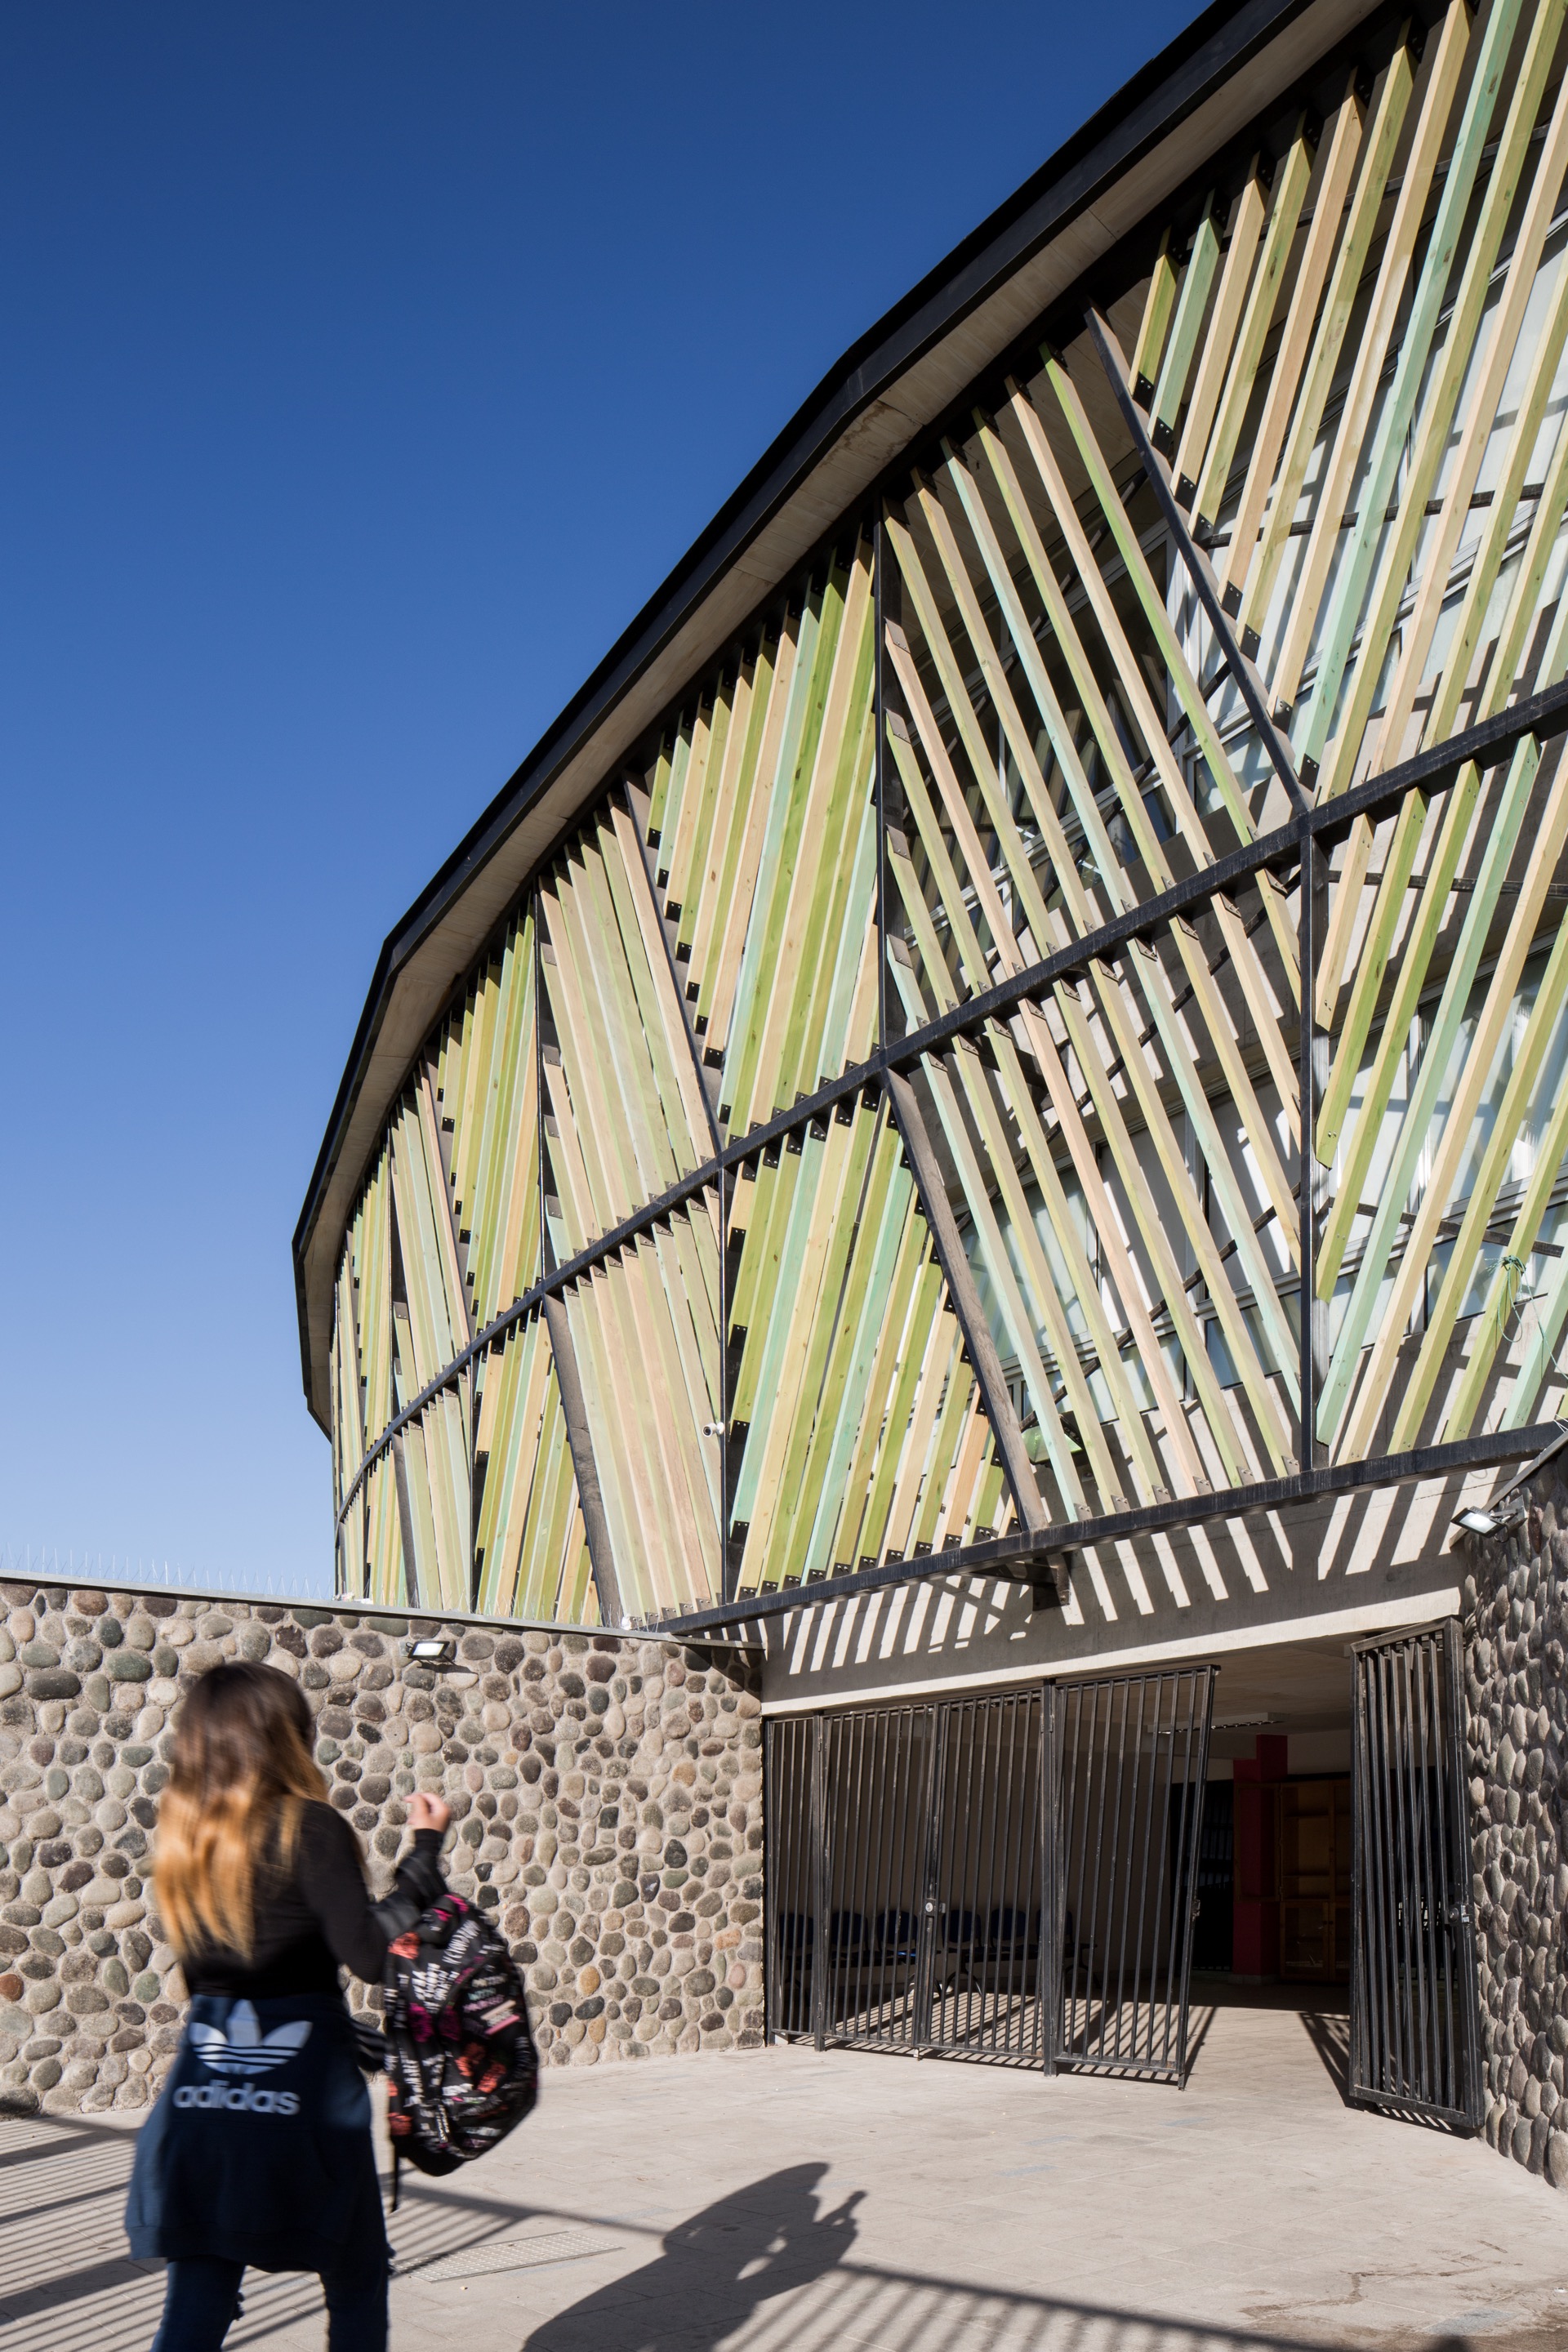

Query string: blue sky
[1,0,1195,1597]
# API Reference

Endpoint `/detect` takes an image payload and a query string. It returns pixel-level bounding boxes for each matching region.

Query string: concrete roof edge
[293,0,1374,1422]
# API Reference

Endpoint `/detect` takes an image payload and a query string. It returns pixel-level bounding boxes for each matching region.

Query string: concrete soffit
[295,0,1381,1428]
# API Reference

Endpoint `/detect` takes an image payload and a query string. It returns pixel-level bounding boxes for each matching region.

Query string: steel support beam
[541,1293,622,1627]
[1084,305,1307,808]
[660,1422,1561,1637]
[884,1065,1049,1540]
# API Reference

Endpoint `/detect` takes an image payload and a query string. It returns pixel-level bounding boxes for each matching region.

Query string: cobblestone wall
[0,1578,764,2117]
[1462,1467,1568,2191]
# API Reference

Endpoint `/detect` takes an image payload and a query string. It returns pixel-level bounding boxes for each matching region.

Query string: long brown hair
[155,1662,327,1964]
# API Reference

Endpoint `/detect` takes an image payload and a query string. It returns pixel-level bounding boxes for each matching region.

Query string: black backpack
[376,1890,539,2203]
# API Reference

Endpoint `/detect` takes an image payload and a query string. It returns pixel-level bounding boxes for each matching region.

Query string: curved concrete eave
[295,0,1376,1429]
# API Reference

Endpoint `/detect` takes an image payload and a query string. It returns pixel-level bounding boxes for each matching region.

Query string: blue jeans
[149,2248,388,2351]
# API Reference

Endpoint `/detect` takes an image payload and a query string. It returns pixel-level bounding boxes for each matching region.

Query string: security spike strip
[318,0,1568,1626]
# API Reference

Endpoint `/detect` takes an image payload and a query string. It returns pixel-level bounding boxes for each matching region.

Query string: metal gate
[1349,1622,1482,2129]
[1056,1668,1214,2080]
[765,1668,1214,2081]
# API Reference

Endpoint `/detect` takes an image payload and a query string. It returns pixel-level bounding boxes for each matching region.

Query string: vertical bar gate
[765,1668,1214,2081]
[1349,1621,1482,2129]
[1055,1668,1214,2080]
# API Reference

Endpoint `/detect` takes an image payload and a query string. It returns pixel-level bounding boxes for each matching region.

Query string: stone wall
[1461,1465,1568,2190]
[0,1577,764,2117]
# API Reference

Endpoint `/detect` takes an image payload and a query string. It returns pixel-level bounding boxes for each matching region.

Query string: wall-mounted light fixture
[408,1637,457,1665]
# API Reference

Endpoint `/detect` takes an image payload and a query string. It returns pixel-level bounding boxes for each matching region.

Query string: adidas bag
[378,1891,539,2202]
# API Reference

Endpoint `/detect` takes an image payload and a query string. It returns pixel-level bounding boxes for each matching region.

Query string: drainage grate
[412,2230,622,2283]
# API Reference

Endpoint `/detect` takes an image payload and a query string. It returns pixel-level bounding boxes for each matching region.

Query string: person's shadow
[520,2162,863,2350]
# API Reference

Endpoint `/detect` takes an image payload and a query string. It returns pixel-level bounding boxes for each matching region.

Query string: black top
[181,1802,444,2000]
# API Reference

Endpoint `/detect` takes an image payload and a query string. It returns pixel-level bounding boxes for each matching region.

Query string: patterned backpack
[379,1891,539,2203]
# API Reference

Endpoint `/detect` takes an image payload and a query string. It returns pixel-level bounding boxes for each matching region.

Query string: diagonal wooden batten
[1318,734,1544,1448]
[1192,124,1315,530]
[795,1126,912,1579]
[723,591,824,1102]
[1267,13,1464,718]
[1314,758,1486,1276]
[887,703,1200,1490]
[885,1312,964,1560]
[664,691,722,930]
[609,797,719,1159]
[1399,903,1568,1447]
[882,522,1069,948]
[581,835,693,1195]
[1321,0,1568,800]
[817,1181,929,1575]
[1151,203,1221,445]
[905,474,1112,928]
[541,878,638,1228]
[751,569,875,1118]
[1423,256,1568,755]
[1223,77,1367,612]
[1347,741,1568,1455]
[1316,788,1434,1142]
[902,448,1300,1324]
[543,1290,623,1623]
[947,1031,1131,1504]
[751,1114,882,1587]
[727,559,856,1129]
[1243,57,1413,650]
[1468,370,1568,733]
[1174,174,1267,497]
[1297,0,1525,784]
[702,628,793,1054]
[886,1051,1066,1521]
[1365,40,1568,778]
[1080,953,1296,1463]
[1132,226,1178,397]
[687,644,769,1031]
[733,1116,868,1567]
[1487,1075,1568,1432]
[962,418,1303,1145]
[1036,354,1303,993]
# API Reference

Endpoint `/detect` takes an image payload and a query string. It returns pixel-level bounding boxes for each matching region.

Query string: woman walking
[127,1659,449,2350]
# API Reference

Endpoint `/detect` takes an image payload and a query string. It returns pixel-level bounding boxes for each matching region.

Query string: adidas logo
[189,2001,312,2078]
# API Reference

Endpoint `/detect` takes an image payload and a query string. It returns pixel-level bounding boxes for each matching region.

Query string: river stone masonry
[1462,1464,1568,2192]
[0,1578,764,2116]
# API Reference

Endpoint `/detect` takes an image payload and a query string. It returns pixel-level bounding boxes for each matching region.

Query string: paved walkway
[1,2002,1564,2352]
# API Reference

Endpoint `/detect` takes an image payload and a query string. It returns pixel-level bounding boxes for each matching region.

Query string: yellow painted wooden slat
[1172,171,1267,498]
[1192,126,1314,528]
[1221,77,1365,608]
[1267,2,1469,714]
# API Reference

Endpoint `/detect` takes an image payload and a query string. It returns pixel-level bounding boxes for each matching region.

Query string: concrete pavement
[1,1998,1563,2351]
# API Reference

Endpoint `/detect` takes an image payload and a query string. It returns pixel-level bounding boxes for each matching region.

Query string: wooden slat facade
[324,0,1568,1622]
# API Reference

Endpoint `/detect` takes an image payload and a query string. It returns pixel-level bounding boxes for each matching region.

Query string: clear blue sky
[1,0,1196,1597]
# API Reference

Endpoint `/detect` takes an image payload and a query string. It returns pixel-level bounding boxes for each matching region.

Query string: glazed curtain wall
[331,0,1568,1622]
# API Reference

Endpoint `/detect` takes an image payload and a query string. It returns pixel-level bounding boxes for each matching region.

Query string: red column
[1232,1734,1286,1979]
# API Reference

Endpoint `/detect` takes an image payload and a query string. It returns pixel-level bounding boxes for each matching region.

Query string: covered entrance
[764,1621,1482,2126]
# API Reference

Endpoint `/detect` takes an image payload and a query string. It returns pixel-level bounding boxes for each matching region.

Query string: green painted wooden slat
[1236,51,1411,637]
[1345,743,1568,1457]
[1317,734,1542,1446]
[1298,0,1526,782]
[728,563,852,1129]
[1132,228,1178,394]
[1192,127,1313,528]
[1396,907,1568,1446]
[1150,204,1220,441]
[1221,79,1365,611]
[1316,764,1486,1279]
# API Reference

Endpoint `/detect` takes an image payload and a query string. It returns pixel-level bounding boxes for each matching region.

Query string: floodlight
[408,1637,457,1663]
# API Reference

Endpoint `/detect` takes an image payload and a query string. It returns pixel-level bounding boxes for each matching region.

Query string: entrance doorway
[764,1668,1214,2079]
[764,1620,1483,2127]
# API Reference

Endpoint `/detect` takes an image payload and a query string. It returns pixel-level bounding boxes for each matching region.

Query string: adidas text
[172,2084,301,2115]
